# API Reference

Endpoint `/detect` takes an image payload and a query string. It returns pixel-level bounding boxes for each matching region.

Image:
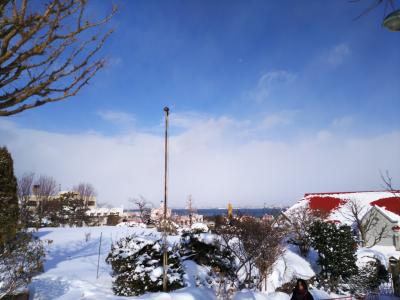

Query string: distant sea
[171,208,285,217]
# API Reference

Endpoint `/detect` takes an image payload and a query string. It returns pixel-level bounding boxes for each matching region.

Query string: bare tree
[17,172,35,227]
[72,182,96,207]
[341,199,389,247]
[286,206,328,257]
[130,196,152,224]
[186,194,197,227]
[218,217,286,291]
[0,0,116,116]
[380,170,399,197]
[32,175,58,228]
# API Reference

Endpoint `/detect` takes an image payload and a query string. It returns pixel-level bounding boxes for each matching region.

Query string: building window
[27,201,37,207]
[88,201,95,206]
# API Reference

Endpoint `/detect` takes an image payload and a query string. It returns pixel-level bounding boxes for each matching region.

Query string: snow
[286,191,399,226]
[116,221,147,228]
[233,290,290,300]
[373,206,400,223]
[28,226,209,299]
[26,225,397,299]
[190,223,208,233]
[266,249,315,292]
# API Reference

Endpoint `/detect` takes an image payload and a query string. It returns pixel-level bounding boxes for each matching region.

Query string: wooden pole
[96,232,102,279]
[162,106,169,292]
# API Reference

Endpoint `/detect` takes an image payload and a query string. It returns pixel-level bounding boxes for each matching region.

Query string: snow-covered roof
[286,191,400,225]
[87,207,124,214]
[373,205,400,223]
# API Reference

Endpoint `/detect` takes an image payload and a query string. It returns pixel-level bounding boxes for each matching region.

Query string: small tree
[72,183,96,208]
[32,175,58,228]
[58,192,89,227]
[286,206,327,256]
[17,172,35,227]
[186,195,197,227]
[341,199,389,247]
[310,220,358,292]
[0,146,19,246]
[218,217,285,291]
[131,196,152,224]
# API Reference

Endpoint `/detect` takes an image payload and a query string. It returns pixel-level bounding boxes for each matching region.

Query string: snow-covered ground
[28,226,399,299]
[29,226,207,300]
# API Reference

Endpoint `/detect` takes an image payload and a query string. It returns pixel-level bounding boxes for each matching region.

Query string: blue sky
[2,1,400,207]
[8,0,400,134]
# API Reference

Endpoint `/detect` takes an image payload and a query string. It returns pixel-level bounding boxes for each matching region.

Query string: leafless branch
[0,0,116,116]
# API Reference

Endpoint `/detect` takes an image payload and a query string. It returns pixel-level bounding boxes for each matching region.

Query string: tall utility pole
[162,106,169,292]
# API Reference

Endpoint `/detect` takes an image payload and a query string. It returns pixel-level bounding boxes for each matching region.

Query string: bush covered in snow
[0,232,45,298]
[190,222,209,233]
[180,232,236,278]
[106,235,184,296]
[349,257,389,295]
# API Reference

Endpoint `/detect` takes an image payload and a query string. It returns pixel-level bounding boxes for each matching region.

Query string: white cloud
[97,110,135,127]
[259,112,294,130]
[327,44,350,66]
[332,116,354,128]
[1,117,399,208]
[248,71,296,103]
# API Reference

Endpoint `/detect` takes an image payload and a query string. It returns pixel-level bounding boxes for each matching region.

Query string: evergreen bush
[0,147,19,246]
[106,235,184,296]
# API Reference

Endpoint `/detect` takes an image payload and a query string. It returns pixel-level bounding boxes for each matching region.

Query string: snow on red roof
[371,197,400,216]
[286,191,400,225]
[304,190,400,197]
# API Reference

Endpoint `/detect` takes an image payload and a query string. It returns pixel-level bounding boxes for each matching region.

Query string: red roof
[304,191,400,217]
[371,197,400,216]
[308,196,346,213]
[304,190,400,197]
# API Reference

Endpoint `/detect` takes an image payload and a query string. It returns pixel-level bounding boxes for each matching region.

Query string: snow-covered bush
[190,222,209,233]
[349,257,389,295]
[106,235,184,296]
[0,232,45,298]
[180,232,236,277]
[180,232,238,299]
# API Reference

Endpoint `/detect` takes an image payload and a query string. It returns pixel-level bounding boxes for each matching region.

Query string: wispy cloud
[248,70,296,103]
[97,110,135,127]
[327,43,350,66]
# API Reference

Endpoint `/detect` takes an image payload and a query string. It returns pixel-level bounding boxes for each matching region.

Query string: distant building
[151,202,172,222]
[173,213,204,227]
[261,214,274,222]
[87,207,124,225]
[26,190,97,210]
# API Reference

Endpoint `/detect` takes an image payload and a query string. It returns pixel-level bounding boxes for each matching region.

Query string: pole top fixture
[164,106,170,113]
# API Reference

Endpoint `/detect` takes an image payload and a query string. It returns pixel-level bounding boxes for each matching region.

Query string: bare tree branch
[340,199,390,247]
[0,0,116,116]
